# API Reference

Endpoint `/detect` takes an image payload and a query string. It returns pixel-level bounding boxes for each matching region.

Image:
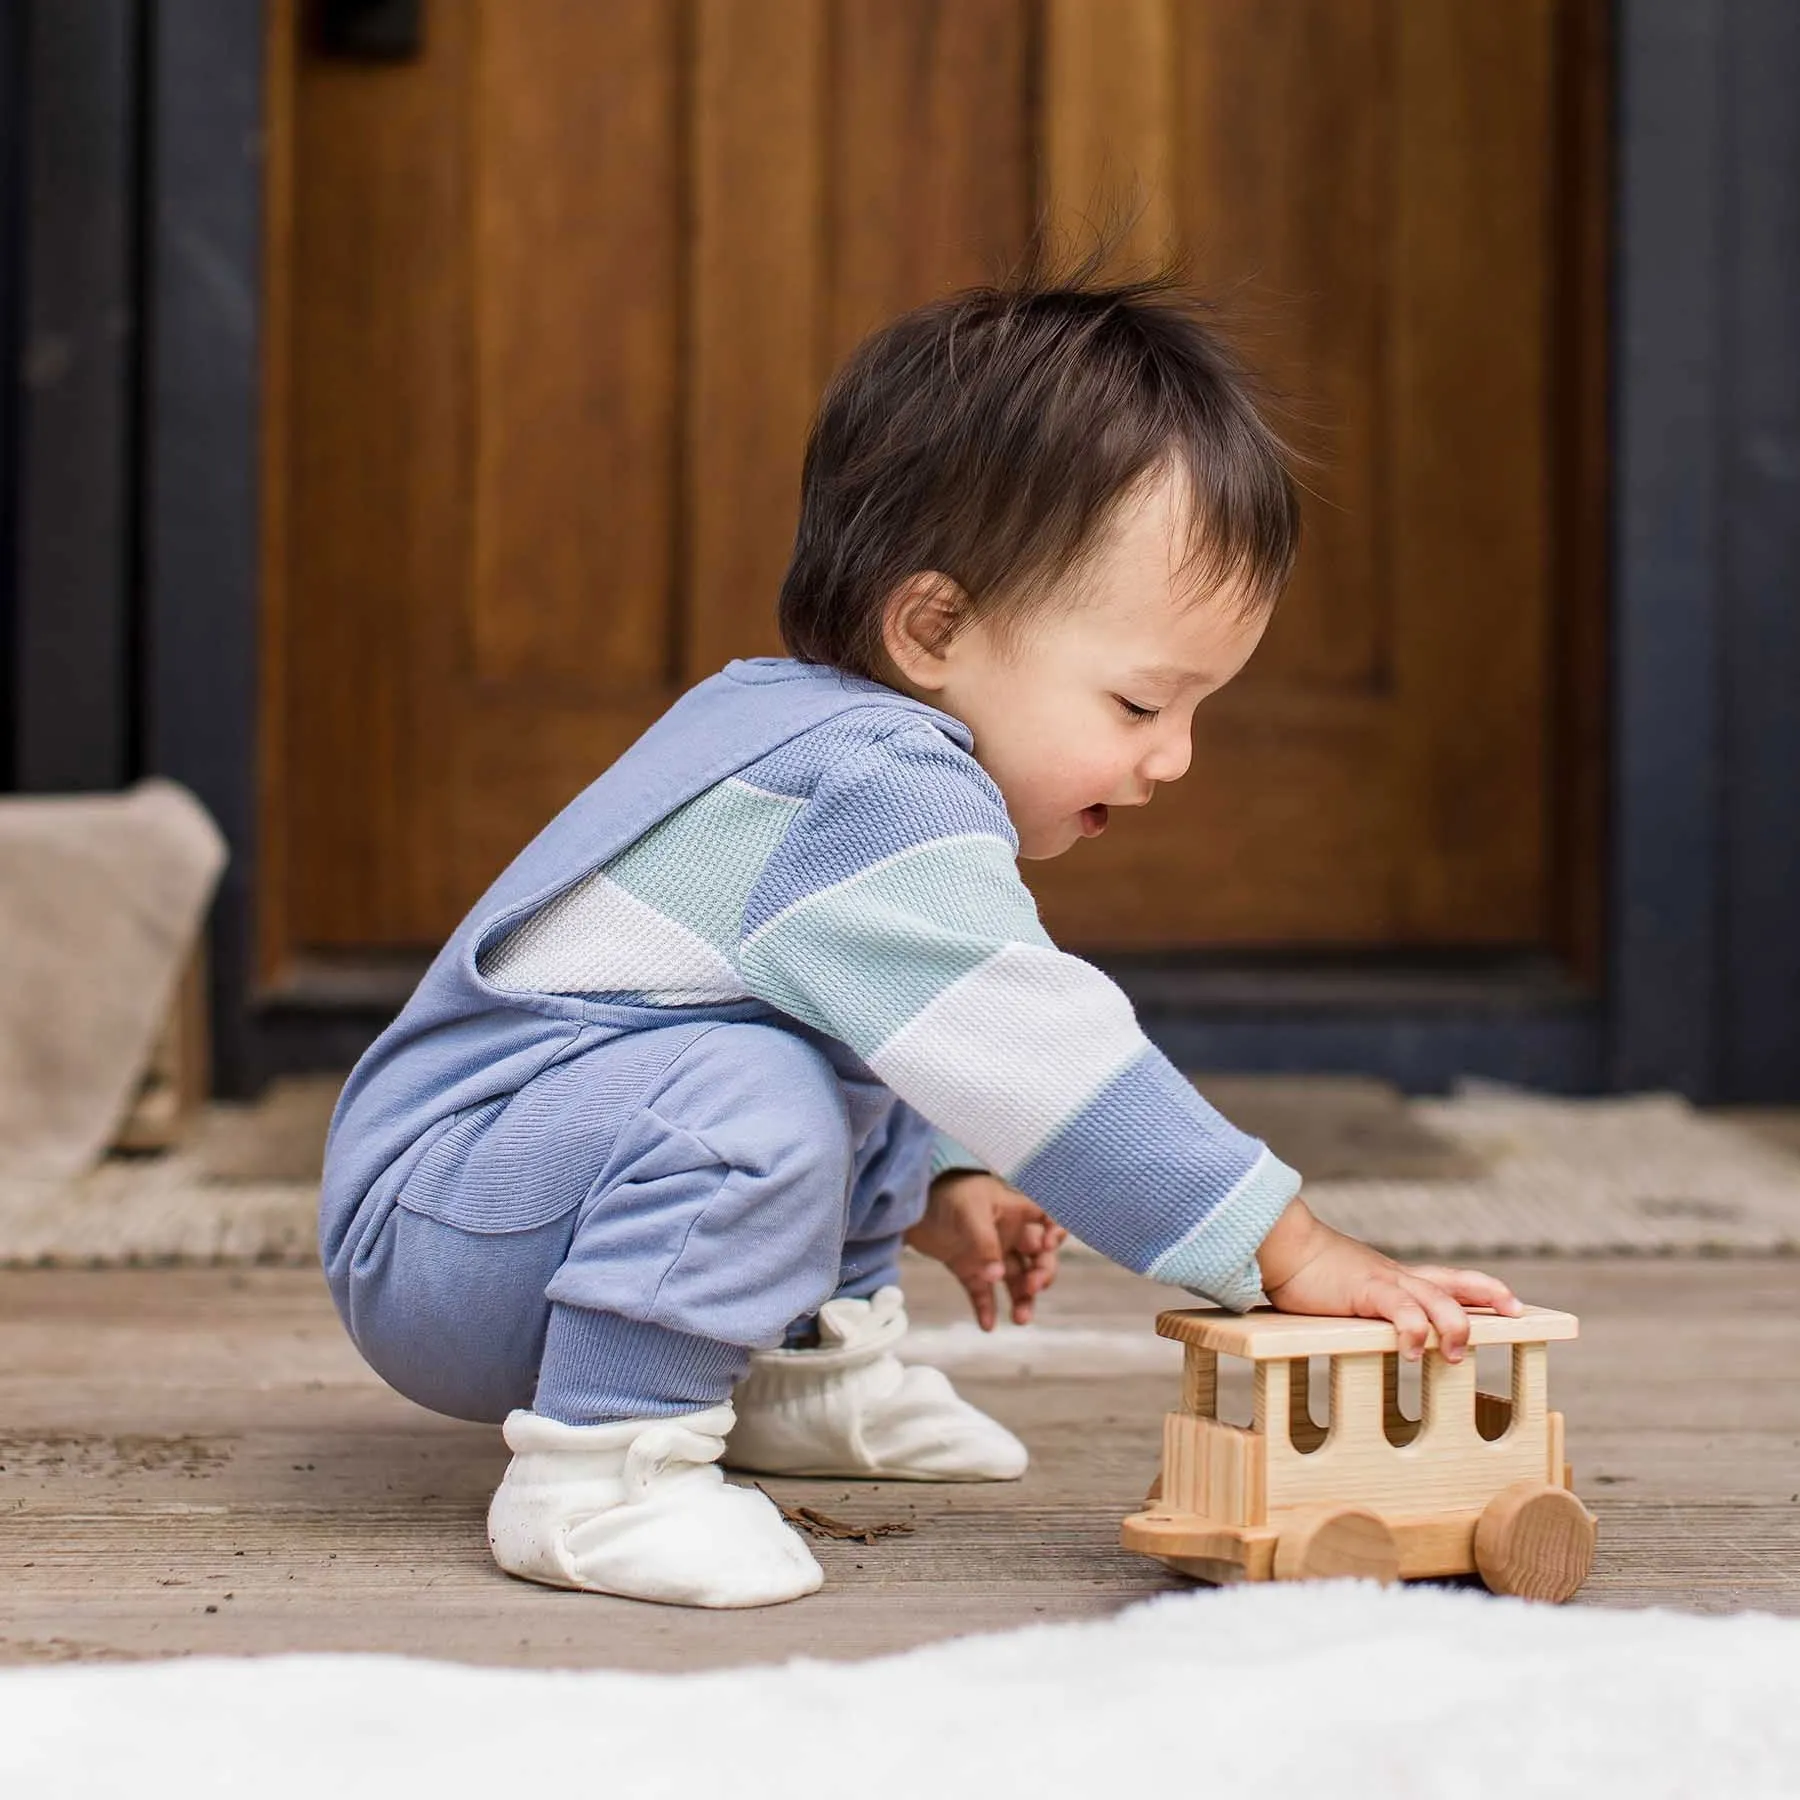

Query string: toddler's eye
[1114,696,1160,721]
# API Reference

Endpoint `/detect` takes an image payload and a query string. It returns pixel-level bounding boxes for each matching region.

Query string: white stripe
[481,869,747,1002]
[738,831,1020,952]
[867,942,1147,1175]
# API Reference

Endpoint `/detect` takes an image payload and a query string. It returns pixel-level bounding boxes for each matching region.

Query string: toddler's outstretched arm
[736,722,1300,1313]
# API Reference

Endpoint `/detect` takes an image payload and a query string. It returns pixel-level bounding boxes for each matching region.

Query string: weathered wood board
[2,1256,1798,1669]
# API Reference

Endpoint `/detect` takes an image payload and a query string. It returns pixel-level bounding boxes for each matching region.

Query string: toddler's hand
[906,1171,1067,1331]
[1256,1196,1523,1362]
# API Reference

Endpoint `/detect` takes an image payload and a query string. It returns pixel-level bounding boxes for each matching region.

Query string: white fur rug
[4,1583,1797,1799]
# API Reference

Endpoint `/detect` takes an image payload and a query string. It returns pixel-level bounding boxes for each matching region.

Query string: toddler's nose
[1140,737,1191,785]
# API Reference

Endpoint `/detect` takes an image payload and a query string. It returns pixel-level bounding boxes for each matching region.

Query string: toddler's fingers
[957,1201,1007,1274]
[962,1266,999,1332]
[1363,1282,1433,1360]
[1406,1265,1523,1315]
[1396,1273,1472,1361]
[1003,1249,1038,1324]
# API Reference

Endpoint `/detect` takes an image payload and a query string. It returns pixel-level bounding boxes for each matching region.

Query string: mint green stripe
[929,1130,989,1180]
[1146,1148,1302,1310]
[740,835,1051,1055]
[604,779,803,958]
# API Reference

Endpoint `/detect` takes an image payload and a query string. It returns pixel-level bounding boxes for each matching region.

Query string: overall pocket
[395,1051,623,1235]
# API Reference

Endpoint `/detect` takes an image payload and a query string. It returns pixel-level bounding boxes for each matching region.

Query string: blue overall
[319,664,962,1425]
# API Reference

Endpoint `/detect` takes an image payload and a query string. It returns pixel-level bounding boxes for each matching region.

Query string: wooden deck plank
[3,1254,1799,1669]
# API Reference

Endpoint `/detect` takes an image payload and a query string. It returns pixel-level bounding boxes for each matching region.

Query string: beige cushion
[0,778,225,1177]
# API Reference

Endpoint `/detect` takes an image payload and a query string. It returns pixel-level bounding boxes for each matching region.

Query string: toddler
[320,268,1520,1609]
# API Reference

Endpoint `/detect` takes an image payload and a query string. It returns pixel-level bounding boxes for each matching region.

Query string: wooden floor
[3,1254,1798,1670]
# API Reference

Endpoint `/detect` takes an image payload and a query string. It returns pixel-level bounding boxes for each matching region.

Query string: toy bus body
[1122,1304,1597,1599]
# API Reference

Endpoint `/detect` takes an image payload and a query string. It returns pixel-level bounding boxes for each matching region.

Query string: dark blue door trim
[138,0,266,1090]
[1,0,142,794]
[1714,2,1800,1102]
[1610,0,1800,1100]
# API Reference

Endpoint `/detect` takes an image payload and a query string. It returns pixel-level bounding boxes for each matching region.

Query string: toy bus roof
[1155,1303,1579,1360]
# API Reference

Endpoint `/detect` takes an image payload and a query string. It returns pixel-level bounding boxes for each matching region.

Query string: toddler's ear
[881,572,970,690]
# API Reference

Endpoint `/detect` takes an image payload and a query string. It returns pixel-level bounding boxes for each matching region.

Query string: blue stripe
[1009,1049,1299,1305]
[740,723,1016,939]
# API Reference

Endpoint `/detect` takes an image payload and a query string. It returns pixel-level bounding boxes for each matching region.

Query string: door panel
[829,0,1033,359]
[687,0,827,676]
[471,0,684,696]
[262,0,1602,980]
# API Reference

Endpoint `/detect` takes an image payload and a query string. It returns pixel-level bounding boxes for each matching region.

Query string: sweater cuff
[1145,1147,1303,1312]
[928,1129,989,1182]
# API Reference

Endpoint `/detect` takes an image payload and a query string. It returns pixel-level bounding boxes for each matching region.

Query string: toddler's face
[892,466,1271,860]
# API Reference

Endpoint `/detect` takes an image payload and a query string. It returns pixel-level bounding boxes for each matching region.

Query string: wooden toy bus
[1122,1304,1596,1602]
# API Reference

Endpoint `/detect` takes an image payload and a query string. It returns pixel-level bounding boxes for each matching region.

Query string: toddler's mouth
[1079,804,1109,837]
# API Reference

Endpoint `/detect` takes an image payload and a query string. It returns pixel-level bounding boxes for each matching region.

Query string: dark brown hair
[777,259,1300,681]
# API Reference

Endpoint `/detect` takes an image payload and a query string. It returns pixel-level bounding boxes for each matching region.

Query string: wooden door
[260,0,1606,989]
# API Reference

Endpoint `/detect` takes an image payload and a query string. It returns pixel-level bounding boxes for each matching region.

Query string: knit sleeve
[736,723,1300,1308]
[928,1129,990,1182]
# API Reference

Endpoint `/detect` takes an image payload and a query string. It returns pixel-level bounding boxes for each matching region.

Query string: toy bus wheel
[1474,1480,1597,1602]
[1272,1507,1400,1585]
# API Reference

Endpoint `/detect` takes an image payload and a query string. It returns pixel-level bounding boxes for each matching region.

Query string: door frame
[91,0,1798,1100]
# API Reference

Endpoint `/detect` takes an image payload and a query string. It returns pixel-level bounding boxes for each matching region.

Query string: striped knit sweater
[476,688,1300,1309]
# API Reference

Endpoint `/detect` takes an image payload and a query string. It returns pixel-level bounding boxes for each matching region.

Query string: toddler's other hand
[907,1171,1067,1331]
[1256,1196,1523,1362]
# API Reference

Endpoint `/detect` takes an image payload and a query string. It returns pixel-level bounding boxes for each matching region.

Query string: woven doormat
[2,1076,1798,1268]
[0,1075,334,1267]
[1304,1083,1800,1258]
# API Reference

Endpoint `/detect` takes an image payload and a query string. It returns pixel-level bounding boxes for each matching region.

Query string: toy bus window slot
[1475,1342,1515,1442]
[1289,1356,1329,1454]
[1250,1357,1330,1456]
[1382,1351,1423,1447]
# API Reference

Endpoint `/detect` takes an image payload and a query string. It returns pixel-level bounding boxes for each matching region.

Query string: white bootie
[725,1287,1028,1482]
[486,1401,823,1608]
